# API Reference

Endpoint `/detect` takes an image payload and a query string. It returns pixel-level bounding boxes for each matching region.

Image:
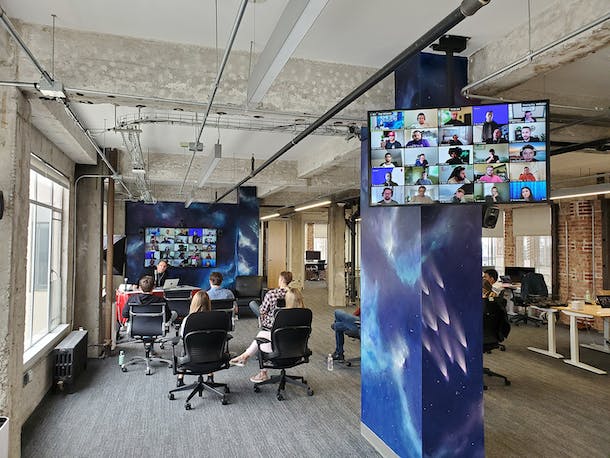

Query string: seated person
[406,130,431,147]
[518,166,536,181]
[446,147,464,165]
[331,307,361,361]
[483,269,503,297]
[122,275,174,323]
[377,187,398,205]
[444,111,465,126]
[448,134,463,146]
[379,152,398,168]
[207,271,235,300]
[519,126,540,143]
[415,171,432,185]
[485,186,503,203]
[229,288,305,383]
[414,153,428,167]
[382,171,398,186]
[410,186,434,204]
[249,271,292,319]
[142,260,172,288]
[176,291,211,387]
[382,131,402,149]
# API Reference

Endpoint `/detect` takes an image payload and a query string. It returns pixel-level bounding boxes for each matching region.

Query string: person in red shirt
[518,166,536,181]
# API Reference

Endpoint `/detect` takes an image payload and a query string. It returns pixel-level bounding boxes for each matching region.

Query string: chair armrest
[170,336,181,346]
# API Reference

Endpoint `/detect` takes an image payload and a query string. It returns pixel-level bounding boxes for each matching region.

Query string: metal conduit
[0,7,133,199]
[461,13,610,98]
[180,0,249,194]
[215,0,491,203]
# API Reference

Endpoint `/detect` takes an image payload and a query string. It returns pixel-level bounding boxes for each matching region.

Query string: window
[482,237,504,274]
[25,164,69,350]
[515,235,552,293]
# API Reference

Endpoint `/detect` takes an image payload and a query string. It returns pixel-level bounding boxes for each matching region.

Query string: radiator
[53,330,88,390]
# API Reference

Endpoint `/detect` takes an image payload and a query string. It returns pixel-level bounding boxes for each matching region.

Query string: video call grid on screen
[368,100,549,206]
[144,227,218,268]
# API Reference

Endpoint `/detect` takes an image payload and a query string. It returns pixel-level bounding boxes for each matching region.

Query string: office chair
[253,308,314,401]
[211,299,236,330]
[512,272,548,326]
[166,298,191,335]
[233,275,267,316]
[121,303,172,375]
[168,310,232,409]
[483,297,511,389]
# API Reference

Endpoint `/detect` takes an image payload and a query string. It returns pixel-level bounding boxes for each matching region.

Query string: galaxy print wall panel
[124,187,259,289]
[360,132,484,457]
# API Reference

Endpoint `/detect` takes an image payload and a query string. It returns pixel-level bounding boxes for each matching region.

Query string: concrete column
[0,87,31,457]
[328,204,346,307]
[287,213,305,288]
[74,165,105,357]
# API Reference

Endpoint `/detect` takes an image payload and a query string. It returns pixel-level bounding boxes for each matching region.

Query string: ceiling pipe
[0,7,53,85]
[180,0,249,194]
[461,13,610,104]
[0,80,37,88]
[214,0,491,203]
[0,7,134,199]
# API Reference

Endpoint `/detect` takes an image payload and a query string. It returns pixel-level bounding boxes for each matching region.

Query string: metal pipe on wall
[215,0,491,203]
[104,176,115,348]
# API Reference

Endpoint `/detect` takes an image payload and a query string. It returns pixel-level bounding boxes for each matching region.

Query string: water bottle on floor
[118,350,125,366]
[327,353,334,371]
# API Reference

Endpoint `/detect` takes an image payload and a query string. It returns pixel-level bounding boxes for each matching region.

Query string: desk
[115,286,200,324]
[527,306,564,359]
[556,305,610,375]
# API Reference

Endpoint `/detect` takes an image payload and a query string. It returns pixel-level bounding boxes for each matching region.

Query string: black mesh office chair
[121,304,172,375]
[233,276,267,316]
[253,308,314,401]
[483,297,511,389]
[166,298,191,335]
[211,299,236,330]
[168,311,232,409]
[512,272,548,326]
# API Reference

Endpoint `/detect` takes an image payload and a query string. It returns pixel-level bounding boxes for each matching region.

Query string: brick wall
[306,223,314,251]
[503,208,515,266]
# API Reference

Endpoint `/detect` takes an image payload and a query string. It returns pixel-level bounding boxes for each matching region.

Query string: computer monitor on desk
[504,266,535,284]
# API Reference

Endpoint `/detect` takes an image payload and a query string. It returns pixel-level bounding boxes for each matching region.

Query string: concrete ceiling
[2,0,609,208]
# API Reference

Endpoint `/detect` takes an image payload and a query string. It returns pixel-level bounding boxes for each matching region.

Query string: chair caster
[307,388,314,396]
[253,385,260,393]
[276,393,284,401]
[145,368,152,376]
[221,397,228,405]
[168,393,175,400]
[224,386,230,394]
[346,361,352,367]
[121,366,127,372]
[168,364,172,368]
[185,403,192,410]
[483,385,488,391]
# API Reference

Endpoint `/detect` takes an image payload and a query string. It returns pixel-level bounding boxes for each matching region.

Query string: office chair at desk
[168,310,232,409]
[483,296,511,389]
[121,304,173,375]
[512,272,548,326]
[253,308,314,401]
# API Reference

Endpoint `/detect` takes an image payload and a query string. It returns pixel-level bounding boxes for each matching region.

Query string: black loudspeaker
[482,205,500,229]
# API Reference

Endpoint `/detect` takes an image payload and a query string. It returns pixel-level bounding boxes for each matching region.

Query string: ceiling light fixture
[197,143,222,187]
[550,183,610,200]
[294,200,331,212]
[260,213,280,221]
[246,0,329,104]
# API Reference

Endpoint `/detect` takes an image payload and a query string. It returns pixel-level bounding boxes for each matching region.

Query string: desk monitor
[306,250,321,260]
[597,295,610,308]
[163,278,180,289]
[504,266,535,284]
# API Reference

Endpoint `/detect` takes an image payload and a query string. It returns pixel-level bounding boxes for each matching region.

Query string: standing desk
[527,306,564,359]
[555,305,610,375]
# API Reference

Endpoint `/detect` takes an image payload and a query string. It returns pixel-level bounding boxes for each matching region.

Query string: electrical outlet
[23,369,32,387]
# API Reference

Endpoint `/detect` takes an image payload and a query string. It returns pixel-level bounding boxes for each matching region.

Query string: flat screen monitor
[306,250,321,260]
[144,227,217,268]
[368,100,549,206]
[504,266,535,284]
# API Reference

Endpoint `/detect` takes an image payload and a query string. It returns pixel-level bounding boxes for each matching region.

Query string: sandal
[250,371,270,383]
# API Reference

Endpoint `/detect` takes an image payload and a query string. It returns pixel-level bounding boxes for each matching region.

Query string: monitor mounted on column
[368,100,549,206]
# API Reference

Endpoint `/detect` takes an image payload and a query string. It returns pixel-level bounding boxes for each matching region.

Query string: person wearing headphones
[519,144,538,162]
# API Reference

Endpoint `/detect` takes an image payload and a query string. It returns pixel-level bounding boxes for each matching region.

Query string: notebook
[163,278,179,289]
[597,295,610,308]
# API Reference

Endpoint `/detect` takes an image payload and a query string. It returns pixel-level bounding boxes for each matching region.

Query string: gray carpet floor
[21,284,610,457]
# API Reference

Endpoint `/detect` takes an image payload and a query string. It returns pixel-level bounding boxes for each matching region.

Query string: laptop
[597,295,610,308]
[163,278,180,289]
[500,275,512,284]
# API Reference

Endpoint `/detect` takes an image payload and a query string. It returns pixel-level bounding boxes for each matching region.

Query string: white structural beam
[247,0,328,105]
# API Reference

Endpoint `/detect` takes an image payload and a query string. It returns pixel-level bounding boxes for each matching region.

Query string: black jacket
[122,293,170,322]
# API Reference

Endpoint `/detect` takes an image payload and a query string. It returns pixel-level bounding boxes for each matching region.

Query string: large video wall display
[145,227,217,268]
[368,101,549,206]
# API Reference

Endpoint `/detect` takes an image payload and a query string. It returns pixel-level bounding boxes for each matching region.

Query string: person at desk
[229,288,305,383]
[122,275,175,324]
[175,290,212,387]
[331,306,361,361]
[142,260,172,288]
[248,271,292,318]
[483,269,503,298]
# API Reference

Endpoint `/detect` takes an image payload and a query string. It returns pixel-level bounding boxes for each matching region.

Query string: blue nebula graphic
[125,187,258,289]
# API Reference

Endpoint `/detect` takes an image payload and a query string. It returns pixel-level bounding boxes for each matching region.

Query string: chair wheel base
[185,403,192,410]
[307,388,314,396]
[276,393,284,401]
[254,385,260,393]
[505,380,511,386]
[121,366,127,372]
[222,397,228,405]
[168,393,175,400]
